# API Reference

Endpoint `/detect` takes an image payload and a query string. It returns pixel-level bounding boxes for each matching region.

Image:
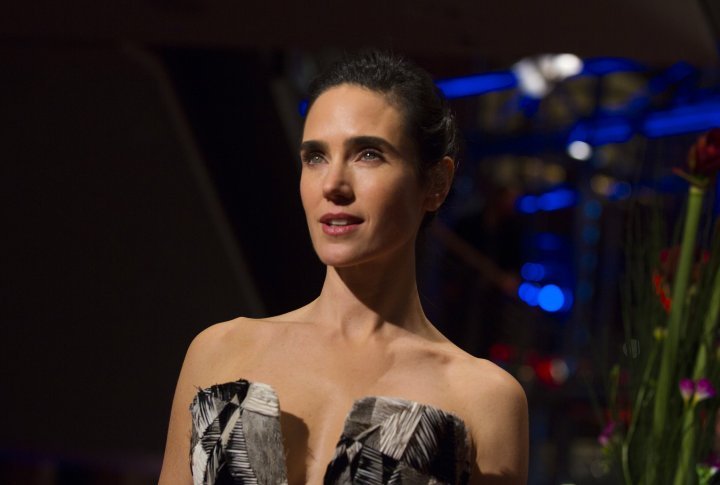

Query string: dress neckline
[190,378,473,484]
[195,377,470,430]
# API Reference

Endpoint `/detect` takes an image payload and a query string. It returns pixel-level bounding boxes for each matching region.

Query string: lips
[319,212,364,235]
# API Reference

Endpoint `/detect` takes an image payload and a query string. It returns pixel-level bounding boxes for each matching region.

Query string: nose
[322,161,354,204]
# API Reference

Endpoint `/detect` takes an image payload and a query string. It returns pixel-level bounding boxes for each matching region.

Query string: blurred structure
[2,1,720,483]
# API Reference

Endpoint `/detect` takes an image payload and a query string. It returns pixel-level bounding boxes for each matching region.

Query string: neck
[308,247,434,342]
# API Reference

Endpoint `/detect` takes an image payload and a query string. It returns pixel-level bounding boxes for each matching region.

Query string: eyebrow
[299,136,401,157]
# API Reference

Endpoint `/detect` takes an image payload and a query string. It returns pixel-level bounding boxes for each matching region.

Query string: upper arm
[158,322,233,485]
[466,366,529,485]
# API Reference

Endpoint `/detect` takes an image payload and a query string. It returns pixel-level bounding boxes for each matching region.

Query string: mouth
[319,213,364,235]
[325,219,358,226]
[319,213,364,225]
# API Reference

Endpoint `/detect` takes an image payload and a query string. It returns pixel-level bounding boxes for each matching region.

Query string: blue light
[538,284,565,312]
[584,200,602,219]
[517,195,538,214]
[581,57,645,76]
[562,289,574,311]
[436,72,517,99]
[518,282,540,306]
[568,123,590,143]
[418,59,716,146]
[517,188,577,214]
[593,118,633,144]
[643,103,720,137]
[432,57,647,102]
[521,263,546,281]
[418,58,719,151]
[664,61,694,81]
[582,226,601,244]
[609,181,632,200]
[648,62,694,93]
[565,98,720,147]
[298,99,309,116]
[536,233,562,251]
[568,118,633,145]
[538,188,577,211]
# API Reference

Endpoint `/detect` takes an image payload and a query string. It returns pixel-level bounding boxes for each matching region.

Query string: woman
[159,50,528,485]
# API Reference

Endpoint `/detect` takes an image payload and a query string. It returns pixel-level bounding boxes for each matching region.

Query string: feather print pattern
[190,381,287,485]
[189,380,471,484]
[325,397,471,484]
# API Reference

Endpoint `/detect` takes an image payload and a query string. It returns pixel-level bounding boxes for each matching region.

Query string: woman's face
[300,84,432,268]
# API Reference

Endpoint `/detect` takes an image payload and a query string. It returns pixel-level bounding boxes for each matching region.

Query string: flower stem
[626,344,659,484]
[692,265,720,379]
[652,186,704,441]
[673,259,720,485]
[673,404,697,485]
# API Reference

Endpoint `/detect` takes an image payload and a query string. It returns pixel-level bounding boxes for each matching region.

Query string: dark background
[2,1,719,484]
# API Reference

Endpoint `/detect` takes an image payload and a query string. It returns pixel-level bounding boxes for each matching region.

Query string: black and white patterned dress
[190,379,472,484]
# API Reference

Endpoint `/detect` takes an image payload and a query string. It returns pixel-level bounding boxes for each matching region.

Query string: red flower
[652,269,672,313]
[689,128,720,176]
[673,128,720,187]
[652,247,711,313]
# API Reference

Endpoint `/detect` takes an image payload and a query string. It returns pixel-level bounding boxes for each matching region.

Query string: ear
[424,156,456,212]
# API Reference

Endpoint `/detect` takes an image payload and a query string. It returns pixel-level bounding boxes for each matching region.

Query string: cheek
[299,173,314,213]
[369,176,427,227]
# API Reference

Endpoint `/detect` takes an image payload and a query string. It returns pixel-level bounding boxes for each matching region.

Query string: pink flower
[694,378,717,403]
[705,452,720,469]
[598,421,616,447]
[680,378,717,405]
[680,378,695,402]
[697,454,720,481]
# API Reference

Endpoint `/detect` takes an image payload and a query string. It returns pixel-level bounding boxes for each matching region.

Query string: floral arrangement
[601,128,720,485]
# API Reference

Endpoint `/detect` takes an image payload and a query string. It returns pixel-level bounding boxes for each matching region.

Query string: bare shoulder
[183,311,311,386]
[158,315,281,485]
[182,318,251,379]
[187,317,254,358]
[190,315,264,348]
[448,354,529,484]
[453,355,526,407]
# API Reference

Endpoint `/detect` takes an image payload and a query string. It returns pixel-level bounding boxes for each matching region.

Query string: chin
[316,251,366,268]
[315,244,410,270]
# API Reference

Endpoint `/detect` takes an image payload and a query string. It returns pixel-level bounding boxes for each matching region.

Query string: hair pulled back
[306,50,459,185]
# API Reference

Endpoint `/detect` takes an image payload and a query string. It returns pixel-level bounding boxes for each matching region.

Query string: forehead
[302,84,406,143]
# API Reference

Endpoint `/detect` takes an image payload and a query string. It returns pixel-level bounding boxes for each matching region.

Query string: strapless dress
[190,379,472,484]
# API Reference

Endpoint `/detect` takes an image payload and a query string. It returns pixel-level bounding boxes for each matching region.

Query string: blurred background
[2,1,720,483]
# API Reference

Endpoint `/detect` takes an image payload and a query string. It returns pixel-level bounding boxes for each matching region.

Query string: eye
[359,149,383,162]
[302,152,325,165]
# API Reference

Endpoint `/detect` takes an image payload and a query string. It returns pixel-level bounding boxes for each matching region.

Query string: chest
[200,328,471,483]
[189,380,472,485]
[248,359,461,483]
[234,330,454,404]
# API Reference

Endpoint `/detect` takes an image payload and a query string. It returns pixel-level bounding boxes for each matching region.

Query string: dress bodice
[190,379,472,484]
